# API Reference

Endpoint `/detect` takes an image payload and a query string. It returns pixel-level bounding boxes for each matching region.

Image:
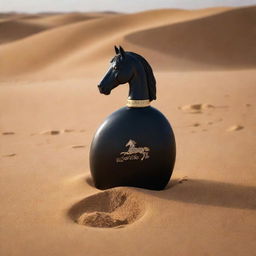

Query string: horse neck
[128,65,149,101]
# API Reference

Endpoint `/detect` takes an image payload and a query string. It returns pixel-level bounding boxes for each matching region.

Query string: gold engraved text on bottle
[116,140,150,163]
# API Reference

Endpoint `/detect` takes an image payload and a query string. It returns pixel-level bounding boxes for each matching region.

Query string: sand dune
[0,7,233,78]
[126,6,256,69]
[0,12,110,45]
[1,6,256,256]
[20,12,107,28]
[0,20,48,44]
[0,12,18,18]
[0,12,24,21]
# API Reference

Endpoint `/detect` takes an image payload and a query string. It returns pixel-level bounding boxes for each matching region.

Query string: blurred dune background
[0,6,256,77]
[0,2,256,256]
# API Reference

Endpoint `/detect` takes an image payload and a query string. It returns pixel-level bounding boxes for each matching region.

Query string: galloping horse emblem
[119,140,150,161]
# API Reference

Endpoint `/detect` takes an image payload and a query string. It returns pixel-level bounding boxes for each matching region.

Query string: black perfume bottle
[90,46,176,190]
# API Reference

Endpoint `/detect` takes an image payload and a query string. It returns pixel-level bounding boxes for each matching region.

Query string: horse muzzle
[98,84,111,95]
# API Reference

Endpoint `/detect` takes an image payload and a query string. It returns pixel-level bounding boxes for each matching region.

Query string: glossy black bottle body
[89,106,176,190]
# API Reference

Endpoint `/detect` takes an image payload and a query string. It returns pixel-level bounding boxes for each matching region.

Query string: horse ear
[119,46,125,58]
[114,45,119,54]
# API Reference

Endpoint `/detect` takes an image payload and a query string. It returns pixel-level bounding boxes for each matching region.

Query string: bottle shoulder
[103,106,170,126]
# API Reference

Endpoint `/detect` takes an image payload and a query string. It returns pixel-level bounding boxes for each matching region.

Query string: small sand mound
[41,130,62,135]
[226,125,244,132]
[68,188,145,228]
[179,103,215,113]
[71,145,86,149]
[78,212,128,228]
[178,176,189,184]
[64,129,75,133]
[2,132,15,135]
[2,153,16,157]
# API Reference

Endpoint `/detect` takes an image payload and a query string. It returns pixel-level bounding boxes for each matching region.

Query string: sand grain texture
[69,188,145,228]
[0,6,256,256]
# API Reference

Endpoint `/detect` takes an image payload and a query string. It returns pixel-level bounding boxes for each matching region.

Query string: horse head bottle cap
[90,46,176,190]
[98,46,156,107]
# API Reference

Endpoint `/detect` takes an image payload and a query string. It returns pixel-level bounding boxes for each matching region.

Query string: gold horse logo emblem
[116,140,150,163]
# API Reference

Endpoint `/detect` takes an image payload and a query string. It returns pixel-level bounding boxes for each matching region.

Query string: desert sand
[0,6,256,256]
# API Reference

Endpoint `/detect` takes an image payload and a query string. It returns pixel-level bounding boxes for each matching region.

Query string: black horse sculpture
[98,46,156,105]
[90,46,176,190]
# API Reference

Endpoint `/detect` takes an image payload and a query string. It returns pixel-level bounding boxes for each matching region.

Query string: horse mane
[127,52,156,101]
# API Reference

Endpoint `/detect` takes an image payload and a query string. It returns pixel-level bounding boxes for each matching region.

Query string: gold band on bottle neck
[127,99,150,108]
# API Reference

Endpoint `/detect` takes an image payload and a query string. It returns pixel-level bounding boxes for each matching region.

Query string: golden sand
[0,6,256,256]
